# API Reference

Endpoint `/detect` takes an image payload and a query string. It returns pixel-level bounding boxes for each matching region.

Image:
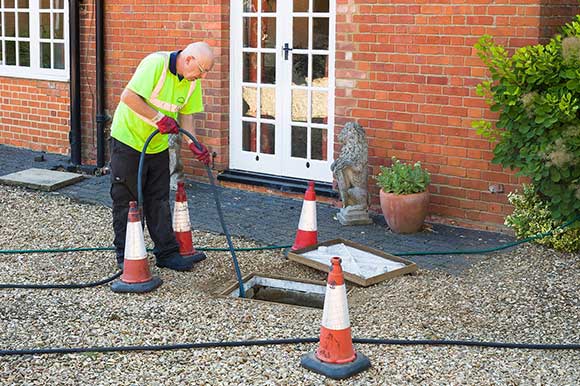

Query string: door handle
[282,43,293,60]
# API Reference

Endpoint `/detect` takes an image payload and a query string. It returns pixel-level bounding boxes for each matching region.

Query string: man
[109,42,214,271]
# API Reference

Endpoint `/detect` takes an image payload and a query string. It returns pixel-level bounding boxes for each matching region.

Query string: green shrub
[506,184,580,252]
[375,157,430,195]
[473,16,580,223]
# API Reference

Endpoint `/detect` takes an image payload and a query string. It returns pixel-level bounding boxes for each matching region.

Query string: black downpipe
[96,0,107,168]
[69,0,81,165]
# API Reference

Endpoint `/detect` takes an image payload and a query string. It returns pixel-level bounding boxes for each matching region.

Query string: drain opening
[250,285,325,309]
[223,275,328,309]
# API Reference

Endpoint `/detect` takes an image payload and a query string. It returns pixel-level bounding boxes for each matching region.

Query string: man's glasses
[193,57,209,74]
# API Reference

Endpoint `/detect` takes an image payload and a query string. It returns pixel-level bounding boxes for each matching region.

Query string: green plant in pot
[375,157,431,233]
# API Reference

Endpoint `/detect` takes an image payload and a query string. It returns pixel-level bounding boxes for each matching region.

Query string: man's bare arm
[121,88,161,122]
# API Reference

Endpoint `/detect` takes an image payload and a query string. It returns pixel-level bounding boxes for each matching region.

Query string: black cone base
[300,352,371,380]
[111,276,163,293]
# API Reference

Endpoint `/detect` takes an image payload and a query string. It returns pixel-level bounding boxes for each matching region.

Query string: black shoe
[156,252,198,271]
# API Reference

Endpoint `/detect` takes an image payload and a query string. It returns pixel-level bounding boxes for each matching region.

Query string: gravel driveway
[0,185,578,385]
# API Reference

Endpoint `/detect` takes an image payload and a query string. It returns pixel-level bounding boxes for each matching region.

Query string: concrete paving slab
[0,168,84,191]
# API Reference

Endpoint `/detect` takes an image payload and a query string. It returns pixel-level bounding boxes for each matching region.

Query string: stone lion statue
[330,122,372,225]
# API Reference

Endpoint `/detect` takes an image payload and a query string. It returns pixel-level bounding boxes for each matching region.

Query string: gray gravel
[0,185,579,385]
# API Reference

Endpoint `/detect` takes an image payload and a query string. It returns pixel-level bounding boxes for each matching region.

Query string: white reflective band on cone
[321,284,350,330]
[298,200,317,231]
[173,202,191,232]
[124,221,147,260]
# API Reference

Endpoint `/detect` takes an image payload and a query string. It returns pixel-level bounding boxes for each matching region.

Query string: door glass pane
[312,90,327,124]
[242,86,257,117]
[260,123,275,154]
[293,17,308,49]
[293,0,308,12]
[54,0,65,9]
[313,0,329,13]
[242,121,257,152]
[261,52,275,84]
[260,87,275,118]
[312,55,328,86]
[5,0,15,7]
[54,42,64,69]
[18,12,29,37]
[40,0,50,9]
[311,128,327,160]
[5,13,15,37]
[40,42,51,68]
[291,126,307,158]
[261,17,276,48]
[243,0,258,13]
[18,41,29,66]
[53,13,63,39]
[40,13,50,38]
[243,52,257,82]
[292,54,308,85]
[243,17,258,48]
[18,0,30,8]
[262,0,276,13]
[291,89,307,122]
[5,41,16,65]
[313,18,328,50]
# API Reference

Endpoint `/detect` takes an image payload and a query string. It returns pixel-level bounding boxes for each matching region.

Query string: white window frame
[0,0,69,81]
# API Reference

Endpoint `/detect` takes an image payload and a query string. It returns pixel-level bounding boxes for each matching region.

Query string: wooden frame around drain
[287,238,418,287]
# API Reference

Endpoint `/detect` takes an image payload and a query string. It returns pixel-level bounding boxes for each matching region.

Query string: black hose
[138,128,245,297]
[352,338,580,350]
[0,337,577,357]
[0,271,122,289]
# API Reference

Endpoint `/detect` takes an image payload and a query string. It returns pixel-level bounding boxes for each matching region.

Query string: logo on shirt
[177,97,185,104]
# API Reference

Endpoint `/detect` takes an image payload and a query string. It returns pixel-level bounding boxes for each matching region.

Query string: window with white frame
[0,0,68,81]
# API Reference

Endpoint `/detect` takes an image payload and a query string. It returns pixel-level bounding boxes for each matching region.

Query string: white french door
[229,0,335,182]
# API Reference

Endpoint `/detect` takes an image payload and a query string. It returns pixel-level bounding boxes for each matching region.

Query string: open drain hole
[250,285,325,309]
[222,274,328,309]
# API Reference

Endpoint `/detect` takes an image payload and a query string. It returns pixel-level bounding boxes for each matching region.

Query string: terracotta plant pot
[379,190,429,234]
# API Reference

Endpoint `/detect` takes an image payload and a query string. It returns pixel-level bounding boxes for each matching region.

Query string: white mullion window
[0,0,68,81]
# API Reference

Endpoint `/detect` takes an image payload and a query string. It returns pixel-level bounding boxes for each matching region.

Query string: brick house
[0,0,578,231]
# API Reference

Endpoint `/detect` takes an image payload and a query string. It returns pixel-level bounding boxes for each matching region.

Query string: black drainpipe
[96,0,107,168]
[69,0,81,165]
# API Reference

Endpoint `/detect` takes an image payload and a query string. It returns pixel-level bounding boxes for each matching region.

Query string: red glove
[189,142,211,165]
[156,115,179,134]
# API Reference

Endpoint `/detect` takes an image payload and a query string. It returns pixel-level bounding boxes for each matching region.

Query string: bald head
[176,41,216,81]
[185,42,215,70]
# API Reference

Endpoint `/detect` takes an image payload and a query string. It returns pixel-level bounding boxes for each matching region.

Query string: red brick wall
[334,0,579,230]
[0,78,70,154]
[540,0,580,40]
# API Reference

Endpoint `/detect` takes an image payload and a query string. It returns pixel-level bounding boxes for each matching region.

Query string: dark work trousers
[109,138,180,263]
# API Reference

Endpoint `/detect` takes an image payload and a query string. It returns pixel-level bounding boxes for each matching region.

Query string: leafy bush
[473,16,580,222]
[506,184,580,252]
[375,157,430,195]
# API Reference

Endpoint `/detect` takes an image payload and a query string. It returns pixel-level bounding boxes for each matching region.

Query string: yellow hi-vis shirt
[110,52,204,154]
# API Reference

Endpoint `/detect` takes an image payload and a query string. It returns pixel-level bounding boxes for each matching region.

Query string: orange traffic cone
[291,181,318,251]
[111,201,162,293]
[301,257,370,379]
[173,181,206,262]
